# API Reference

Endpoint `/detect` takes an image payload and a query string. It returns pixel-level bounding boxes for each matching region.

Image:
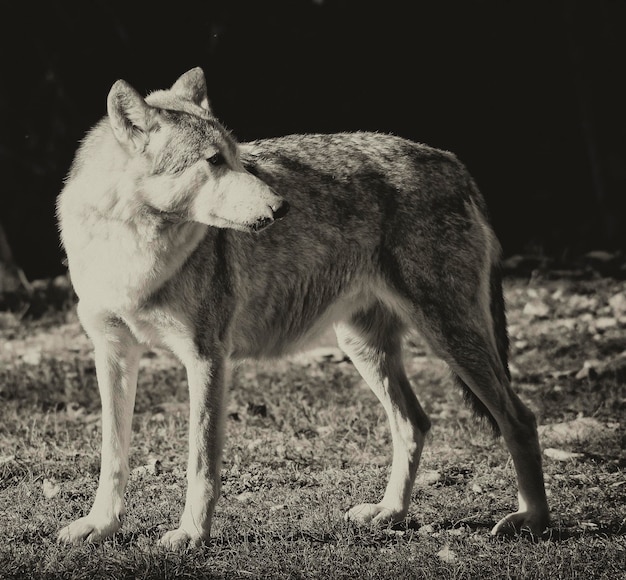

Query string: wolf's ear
[171,67,210,111]
[107,80,154,152]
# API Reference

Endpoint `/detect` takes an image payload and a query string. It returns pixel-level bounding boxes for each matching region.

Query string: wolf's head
[106,68,289,233]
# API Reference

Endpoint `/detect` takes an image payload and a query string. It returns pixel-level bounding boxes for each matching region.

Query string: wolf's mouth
[250,216,274,232]
[207,214,275,233]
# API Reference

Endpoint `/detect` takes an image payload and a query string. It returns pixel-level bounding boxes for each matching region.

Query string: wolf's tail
[489,259,511,383]
[450,179,510,434]
[454,258,508,436]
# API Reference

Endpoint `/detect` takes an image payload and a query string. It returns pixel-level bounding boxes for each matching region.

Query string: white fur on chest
[64,210,207,313]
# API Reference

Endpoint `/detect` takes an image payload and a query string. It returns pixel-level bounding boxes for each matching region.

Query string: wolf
[56,68,549,548]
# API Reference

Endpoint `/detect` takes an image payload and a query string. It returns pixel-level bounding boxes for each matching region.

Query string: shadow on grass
[542,522,626,541]
[396,517,626,542]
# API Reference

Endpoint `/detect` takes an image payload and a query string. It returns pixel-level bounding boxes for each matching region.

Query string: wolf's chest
[66,218,208,313]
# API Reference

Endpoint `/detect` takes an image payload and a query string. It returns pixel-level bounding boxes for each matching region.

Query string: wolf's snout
[271,200,290,220]
[251,200,289,232]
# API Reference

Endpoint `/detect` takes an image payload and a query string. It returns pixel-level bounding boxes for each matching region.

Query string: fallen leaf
[575,361,602,380]
[566,294,599,314]
[43,478,60,499]
[544,448,584,461]
[65,403,87,421]
[540,417,606,444]
[580,522,599,530]
[416,470,442,486]
[523,300,550,319]
[22,349,42,366]
[236,491,254,503]
[418,524,436,535]
[574,355,626,380]
[132,458,161,477]
[592,317,617,332]
[383,528,405,537]
[608,292,626,317]
[437,545,458,564]
[316,426,333,437]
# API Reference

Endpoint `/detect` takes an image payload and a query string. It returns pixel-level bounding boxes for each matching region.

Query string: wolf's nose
[271,200,290,220]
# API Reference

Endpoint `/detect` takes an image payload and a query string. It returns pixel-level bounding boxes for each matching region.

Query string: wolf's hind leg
[411,297,550,536]
[439,331,548,535]
[336,304,430,525]
[58,308,142,544]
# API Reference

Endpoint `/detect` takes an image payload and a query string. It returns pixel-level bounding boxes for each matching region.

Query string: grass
[1,275,625,579]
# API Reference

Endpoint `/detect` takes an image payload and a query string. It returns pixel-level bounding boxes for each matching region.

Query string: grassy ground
[0,273,625,579]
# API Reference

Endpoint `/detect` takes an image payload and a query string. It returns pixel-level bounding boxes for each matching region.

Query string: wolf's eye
[207,152,226,167]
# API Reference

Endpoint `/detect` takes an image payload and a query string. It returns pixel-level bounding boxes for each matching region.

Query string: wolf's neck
[61,183,209,311]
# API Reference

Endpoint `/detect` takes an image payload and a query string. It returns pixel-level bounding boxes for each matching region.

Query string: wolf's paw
[159,528,206,550]
[58,515,121,544]
[345,503,406,526]
[491,510,549,537]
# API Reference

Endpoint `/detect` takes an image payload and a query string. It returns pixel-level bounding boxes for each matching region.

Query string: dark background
[1,0,625,280]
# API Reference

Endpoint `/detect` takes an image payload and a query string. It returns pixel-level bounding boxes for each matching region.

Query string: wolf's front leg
[58,310,141,544]
[159,355,227,549]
